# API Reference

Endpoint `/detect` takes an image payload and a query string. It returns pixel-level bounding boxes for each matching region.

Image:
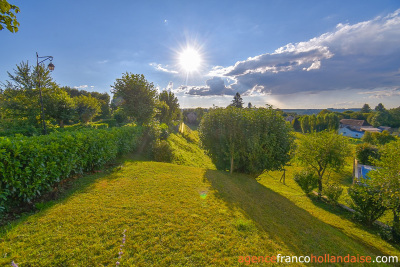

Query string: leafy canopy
[0,0,19,33]
[111,73,157,125]
[199,106,293,175]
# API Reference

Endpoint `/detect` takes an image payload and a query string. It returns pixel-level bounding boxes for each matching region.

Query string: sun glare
[179,47,202,72]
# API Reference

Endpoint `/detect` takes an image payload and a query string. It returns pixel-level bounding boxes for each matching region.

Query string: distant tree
[300,115,311,133]
[369,141,400,241]
[375,103,386,112]
[199,106,293,175]
[74,95,101,123]
[361,103,372,113]
[369,111,391,127]
[111,73,157,125]
[0,0,20,33]
[157,90,180,125]
[296,131,351,197]
[291,117,302,132]
[388,107,400,128]
[230,92,244,108]
[43,87,75,127]
[362,131,374,144]
[247,102,253,108]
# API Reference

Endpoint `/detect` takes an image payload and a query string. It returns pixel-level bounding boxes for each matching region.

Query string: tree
[0,0,19,33]
[43,87,75,127]
[369,141,400,241]
[355,143,380,165]
[375,103,386,112]
[360,103,372,113]
[291,117,302,132]
[247,102,253,108]
[0,61,55,129]
[296,131,351,197]
[230,92,244,108]
[74,95,101,123]
[111,73,157,125]
[199,106,293,175]
[369,111,390,127]
[157,90,180,125]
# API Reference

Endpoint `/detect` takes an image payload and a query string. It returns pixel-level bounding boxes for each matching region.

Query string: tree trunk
[318,177,323,198]
[393,209,400,242]
[230,155,234,175]
[59,120,64,128]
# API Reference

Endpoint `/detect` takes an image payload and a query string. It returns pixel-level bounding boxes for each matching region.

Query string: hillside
[1,161,398,266]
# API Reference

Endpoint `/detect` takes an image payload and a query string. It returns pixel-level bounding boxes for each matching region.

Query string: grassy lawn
[1,159,399,266]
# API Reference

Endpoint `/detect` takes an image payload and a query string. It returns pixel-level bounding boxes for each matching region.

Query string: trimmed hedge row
[0,126,143,210]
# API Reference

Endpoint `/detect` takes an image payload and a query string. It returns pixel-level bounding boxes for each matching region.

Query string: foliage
[293,170,318,194]
[368,140,400,241]
[296,131,351,196]
[111,73,158,125]
[42,87,75,127]
[291,117,302,132]
[230,92,244,108]
[0,0,19,32]
[375,103,386,112]
[369,111,391,127]
[0,61,55,129]
[322,183,343,203]
[361,103,372,113]
[299,113,339,133]
[362,130,396,146]
[182,107,208,125]
[348,183,387,225]
[74,95,101,123]
[0,126,143,211]
[152,140,173,162]
[199,107,293,175]
[355,143,380,165]
[157,90,180,125]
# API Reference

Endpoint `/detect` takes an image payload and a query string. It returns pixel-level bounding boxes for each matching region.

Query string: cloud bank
[185,9,400,96]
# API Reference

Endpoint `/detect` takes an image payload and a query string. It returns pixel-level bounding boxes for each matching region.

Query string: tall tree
[111,73,157,125]
[230,92,244,108]
[42,87,75,127]
[360,103,372,113]
[0,0,19,33]
[375,103,386,112]
[369,141,400,241]
[158,90,180,125]
[296,131,351,197]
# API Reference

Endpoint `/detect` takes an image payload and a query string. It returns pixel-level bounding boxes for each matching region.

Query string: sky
[1,0,400,109]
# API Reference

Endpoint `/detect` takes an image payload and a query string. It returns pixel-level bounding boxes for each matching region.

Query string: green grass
[1,160,399,266]
[166,132,215,170]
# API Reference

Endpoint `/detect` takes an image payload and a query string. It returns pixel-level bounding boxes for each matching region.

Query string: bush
[293,170,318,194]
[152,140,173,162]
[160,123,170,140]
[0,126,143,211]
[323,183,343,203]
[355,143,380,165]
[348,183,387,225]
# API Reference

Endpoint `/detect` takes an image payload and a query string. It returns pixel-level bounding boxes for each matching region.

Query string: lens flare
[179,47,202,73]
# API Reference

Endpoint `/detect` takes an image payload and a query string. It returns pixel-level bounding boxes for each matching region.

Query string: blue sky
[1,0,400,109]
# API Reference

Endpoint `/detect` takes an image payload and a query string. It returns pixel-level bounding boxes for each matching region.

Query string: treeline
[295,113,339,133]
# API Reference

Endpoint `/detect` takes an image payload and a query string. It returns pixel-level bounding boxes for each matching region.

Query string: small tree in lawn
[296,131,351,197]
[368,140,400,241]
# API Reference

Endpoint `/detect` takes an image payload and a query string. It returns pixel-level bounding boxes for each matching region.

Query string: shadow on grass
[204,169,390,257]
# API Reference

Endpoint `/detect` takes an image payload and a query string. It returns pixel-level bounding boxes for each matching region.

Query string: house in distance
[338,119,381,138]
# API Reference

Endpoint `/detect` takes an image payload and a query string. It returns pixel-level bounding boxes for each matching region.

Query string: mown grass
[166,132,215,170]
[258,167,400,258]
[1,160,399,266]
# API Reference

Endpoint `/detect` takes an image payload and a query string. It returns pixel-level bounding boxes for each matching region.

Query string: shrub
[323,183,343,203]
[0,126,143,211]
[152,140,173,162]
[348,183,387,225]
[355,143,380,165]
[160,123,170,140]
[293,170,318,194]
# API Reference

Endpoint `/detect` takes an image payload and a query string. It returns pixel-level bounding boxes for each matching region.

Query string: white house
[339,119,381,138]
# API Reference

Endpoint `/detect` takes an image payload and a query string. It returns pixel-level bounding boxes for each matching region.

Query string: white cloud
[150,63,178,74]
[200,9,400,96]
[74,85,88,89]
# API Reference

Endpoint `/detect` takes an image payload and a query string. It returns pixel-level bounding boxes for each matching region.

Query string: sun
[179,47,202,73]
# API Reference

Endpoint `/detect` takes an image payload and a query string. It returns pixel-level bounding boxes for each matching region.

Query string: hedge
[0,126,143,210]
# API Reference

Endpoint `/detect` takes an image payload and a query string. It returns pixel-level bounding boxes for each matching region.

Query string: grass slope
[1,161,398,266]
